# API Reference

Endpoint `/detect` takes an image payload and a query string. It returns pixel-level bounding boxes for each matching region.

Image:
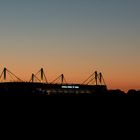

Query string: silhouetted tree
[127,89,140,96]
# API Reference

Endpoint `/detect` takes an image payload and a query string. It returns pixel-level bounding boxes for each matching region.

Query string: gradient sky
[0,0,140,91]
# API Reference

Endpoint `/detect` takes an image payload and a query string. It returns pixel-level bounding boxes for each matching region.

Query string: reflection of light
[62,86,79,89]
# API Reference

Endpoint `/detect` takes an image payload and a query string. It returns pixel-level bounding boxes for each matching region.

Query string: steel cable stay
[82,71,106,86]
[0,67,23,82]
[0,67,106,86]
[29,73,41,83]
[30,68,48,83]
[51,74,67,84]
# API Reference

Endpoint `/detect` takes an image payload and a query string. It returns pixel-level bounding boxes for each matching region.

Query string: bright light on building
[62,85,79,89]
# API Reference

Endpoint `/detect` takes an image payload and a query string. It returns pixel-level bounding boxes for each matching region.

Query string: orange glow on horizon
[0,66,139,93]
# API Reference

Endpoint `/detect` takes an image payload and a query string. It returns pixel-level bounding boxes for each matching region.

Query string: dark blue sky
[0,0,140,91]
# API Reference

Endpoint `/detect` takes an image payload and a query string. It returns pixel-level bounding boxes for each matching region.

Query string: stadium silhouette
[0,67,139,96]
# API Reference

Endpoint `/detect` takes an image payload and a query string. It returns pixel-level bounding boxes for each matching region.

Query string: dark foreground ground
[0,82,139,97]
[0,89,140,96]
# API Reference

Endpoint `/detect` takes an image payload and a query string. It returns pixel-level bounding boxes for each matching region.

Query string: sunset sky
[0,0,140,91]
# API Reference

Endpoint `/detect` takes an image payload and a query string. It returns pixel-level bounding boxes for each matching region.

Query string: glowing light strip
[62,86,79,89]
